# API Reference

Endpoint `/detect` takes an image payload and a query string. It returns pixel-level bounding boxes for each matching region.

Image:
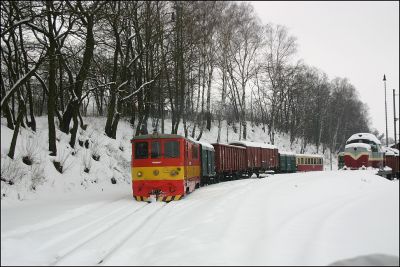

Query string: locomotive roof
[346,133,381,145]
[228,140,277,149]
[131,133,184,140]
[345,143,371,150]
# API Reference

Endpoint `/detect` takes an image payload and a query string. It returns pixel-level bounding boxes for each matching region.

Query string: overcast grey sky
[251,1,399,140]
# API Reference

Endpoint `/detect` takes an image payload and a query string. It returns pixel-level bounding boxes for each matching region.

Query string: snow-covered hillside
[4,117,397,266]
[1,116,336,201]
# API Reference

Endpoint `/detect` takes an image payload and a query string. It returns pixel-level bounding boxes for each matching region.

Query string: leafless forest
[1,1,370,159]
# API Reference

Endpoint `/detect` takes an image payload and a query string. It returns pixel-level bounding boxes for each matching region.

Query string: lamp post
[383,74,388,146]
[394,89,398,145]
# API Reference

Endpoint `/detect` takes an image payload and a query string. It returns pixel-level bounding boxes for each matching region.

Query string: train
[130,133,324,202]
[339,132,399,179]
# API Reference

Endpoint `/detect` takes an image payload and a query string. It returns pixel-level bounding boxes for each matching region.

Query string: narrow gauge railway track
[51,202,169,266]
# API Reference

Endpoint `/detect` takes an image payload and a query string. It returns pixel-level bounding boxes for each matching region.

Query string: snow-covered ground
[1,170,398,265]
[1,117,398,265]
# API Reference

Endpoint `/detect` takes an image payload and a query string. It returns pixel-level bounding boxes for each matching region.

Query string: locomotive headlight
[170,170,178,176]
[137,171,143,177]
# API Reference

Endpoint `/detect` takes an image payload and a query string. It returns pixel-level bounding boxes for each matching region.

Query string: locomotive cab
[131,134,201,202]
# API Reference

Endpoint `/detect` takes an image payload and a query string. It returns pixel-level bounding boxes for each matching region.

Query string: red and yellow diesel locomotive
[131,133,201,202]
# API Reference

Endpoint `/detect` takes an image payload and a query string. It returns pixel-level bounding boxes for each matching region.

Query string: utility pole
[383,74,388,146]
[394,89,398,145]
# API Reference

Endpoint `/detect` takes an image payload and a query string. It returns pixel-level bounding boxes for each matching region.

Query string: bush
[20,135,40,166]
[53,147,72,174]
[82,150,92,173]
[30,164,46,190]
[1,156,26,185]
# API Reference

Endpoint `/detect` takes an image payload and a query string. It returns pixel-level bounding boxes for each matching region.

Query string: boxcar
[194,140,216,185]
[131,133,201,202]
[260,143,279,171]
[279,152,296,173]
[229,141,277,176]
[296,154,324,172]
[212,143,247,181]
[383,147,399,179]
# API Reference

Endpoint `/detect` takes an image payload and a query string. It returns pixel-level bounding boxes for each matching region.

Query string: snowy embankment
[1,116,335,201]
[3,116,396,265]
[1,170,398,266]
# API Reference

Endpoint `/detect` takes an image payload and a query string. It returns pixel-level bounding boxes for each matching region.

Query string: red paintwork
[212,143,246,173]
[385,155,400,177]
[343,154,369,169]
[273,148,279,169]
[245,146,261,169]
[297,164,323,172]
[132,180,185,198]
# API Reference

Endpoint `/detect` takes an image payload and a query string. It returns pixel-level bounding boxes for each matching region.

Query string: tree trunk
[8,100,25,159]
[47,2,57,156]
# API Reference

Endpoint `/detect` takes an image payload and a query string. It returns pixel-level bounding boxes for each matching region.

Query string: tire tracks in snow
[253,191,373,265]
[50,202,168,266]
[2,196,129,239]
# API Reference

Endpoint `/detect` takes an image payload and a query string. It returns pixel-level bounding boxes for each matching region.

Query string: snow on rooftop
[295,153,324,158]
[382,146,399,156]
[228,140,277,149]
[194,139,214,150]
[346,133,381,145]
[279,151,296,156]
[345,142,372,150]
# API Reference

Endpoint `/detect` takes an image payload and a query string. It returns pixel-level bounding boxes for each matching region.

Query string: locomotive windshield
[165,140,180,158]
[135,142,148,159]
[151,141,161,158]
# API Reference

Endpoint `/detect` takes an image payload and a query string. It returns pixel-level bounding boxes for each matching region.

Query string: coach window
[165,140,180,158]
[151,141,160,158]
[135,142,148,159]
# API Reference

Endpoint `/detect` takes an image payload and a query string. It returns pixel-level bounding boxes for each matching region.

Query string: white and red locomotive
[343,133,384,169]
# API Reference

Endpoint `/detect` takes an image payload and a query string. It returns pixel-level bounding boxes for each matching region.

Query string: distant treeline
[1,1,369,158]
